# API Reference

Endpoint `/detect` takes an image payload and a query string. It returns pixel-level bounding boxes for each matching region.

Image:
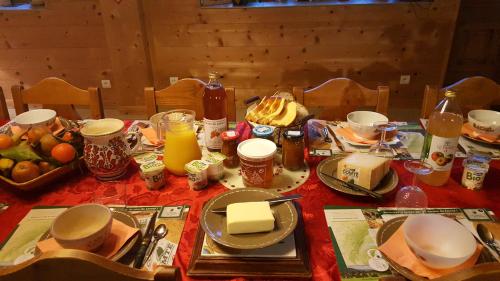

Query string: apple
[12,161,41,183]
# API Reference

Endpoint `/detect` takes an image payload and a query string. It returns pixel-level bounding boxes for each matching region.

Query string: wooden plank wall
[142,0,460,120]
[0,0,115,108]
[445,0,500,85]
[0,0,463,120]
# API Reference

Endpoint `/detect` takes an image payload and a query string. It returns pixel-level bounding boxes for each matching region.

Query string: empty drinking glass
[395,160,433,208]
[368,121,397,158]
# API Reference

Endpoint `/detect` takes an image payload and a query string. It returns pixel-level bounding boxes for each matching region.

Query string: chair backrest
[421,76,500,118]
[0,249,180,281]
[0,87,8,120]
[144,78,236,121]
[11,77,104,120]
[292,78,390,120]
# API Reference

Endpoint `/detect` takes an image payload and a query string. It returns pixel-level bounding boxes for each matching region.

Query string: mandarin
[51,143,76,164]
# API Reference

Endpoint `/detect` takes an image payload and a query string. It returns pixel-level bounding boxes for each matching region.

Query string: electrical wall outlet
[101,80,112,88]
[169,77,178,85]
[400,75,411,85]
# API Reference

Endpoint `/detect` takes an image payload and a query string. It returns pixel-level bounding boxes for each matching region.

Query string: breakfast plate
[36,209,141,262]
[376,217,496,281]
[317,155,398,197]
[461,133,500,147]
[200,188,298,250]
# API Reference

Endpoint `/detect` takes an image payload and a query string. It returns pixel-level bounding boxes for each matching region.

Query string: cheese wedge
[337,153,390,190]
[226,201,275,234]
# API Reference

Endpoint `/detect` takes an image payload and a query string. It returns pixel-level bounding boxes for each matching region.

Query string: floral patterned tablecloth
[0,120,499,281]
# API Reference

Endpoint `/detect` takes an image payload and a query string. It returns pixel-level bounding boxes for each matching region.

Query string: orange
[12,161,40,183]
[0,134,13,149]
[51,143,76,164]
[61,131,73,142]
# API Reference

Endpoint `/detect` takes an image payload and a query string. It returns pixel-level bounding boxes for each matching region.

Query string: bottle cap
[208,72,219,79]
[252,125,274,138]
[444,90,456,98]
[221,130,240,141]
[283,130,304,139]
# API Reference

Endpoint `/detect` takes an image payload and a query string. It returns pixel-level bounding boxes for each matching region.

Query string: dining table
[0,119,499,281]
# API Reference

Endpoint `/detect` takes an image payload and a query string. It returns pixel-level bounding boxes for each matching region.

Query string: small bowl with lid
[237,138,277,188]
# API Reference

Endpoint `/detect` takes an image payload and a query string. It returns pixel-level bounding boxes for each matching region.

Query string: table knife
[133,211,158,268]
[320,172,383,200]
[211,194,302,214]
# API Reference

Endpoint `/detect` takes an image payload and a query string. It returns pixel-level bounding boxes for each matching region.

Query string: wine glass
[368,121,397,158]
[395,160,433,208]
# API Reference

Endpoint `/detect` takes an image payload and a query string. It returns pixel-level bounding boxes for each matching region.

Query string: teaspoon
[142,224,168,267]
[477,223,500,257]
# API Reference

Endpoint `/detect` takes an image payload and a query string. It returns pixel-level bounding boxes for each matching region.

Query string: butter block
[337,153,391,190]
[226,201,275,234]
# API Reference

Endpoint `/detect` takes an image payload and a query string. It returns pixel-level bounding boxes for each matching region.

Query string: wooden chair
[0,249,180,281]
[144,78,236,121]
[421,76,500,118]
[0,87,9,120]
[11,77,104,120]
[292,78,390,120]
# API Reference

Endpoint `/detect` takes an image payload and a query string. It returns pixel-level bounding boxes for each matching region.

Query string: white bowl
[347,111,389,139]
[468,110,500,137]
[51,204,112,252]
[403,214,476,269]
[13,109,56,129]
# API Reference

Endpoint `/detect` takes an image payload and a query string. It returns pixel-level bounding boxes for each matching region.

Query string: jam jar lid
[252,125,274,138]
[283,130,304,139]
[221,130,240,141]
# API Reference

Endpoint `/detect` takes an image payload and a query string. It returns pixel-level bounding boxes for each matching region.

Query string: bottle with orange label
[418,90,463,186]
[203,72,227,151]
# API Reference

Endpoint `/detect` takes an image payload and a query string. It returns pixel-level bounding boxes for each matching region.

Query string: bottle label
[421,134,458,171]
[204,118,227,150]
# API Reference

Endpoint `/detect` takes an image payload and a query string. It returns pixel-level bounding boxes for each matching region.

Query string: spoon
[142,224,168,266]
[477,223,500,257]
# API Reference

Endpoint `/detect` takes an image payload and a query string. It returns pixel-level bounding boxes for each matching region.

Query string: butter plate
[200,188,298,250]
[317,155,398,197]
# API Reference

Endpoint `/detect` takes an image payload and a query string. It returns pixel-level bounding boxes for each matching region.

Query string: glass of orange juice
[161,109,201,176]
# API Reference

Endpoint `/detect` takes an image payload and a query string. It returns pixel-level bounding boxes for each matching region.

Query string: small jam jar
[282,130,305,171]
[221,130,240,168]
[252,125,274,141]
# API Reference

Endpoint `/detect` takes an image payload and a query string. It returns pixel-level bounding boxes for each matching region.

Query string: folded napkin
[37,219,139,258]
[139,126,163,146]
[335,127,379,145]
[378,225,482,279]
[462,123,499,144]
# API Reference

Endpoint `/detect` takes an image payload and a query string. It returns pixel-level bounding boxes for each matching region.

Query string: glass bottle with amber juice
[418,90,463,186]
[203,72,227,151]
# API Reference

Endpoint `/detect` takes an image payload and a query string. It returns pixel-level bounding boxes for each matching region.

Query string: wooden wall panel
[143,0,460,121]
[0,0,115,111]
[445,0,500,86]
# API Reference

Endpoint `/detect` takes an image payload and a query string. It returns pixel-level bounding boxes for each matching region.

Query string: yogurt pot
[462,160,489,190]
[185,160,209,191]
[237,138,277,188]
[140,160,166,190]
[204,152,226,181]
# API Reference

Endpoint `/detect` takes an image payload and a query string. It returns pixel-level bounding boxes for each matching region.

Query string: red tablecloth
[0,120,499,281]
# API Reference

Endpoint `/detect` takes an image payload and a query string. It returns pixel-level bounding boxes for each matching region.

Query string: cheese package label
[337,153,390,190]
